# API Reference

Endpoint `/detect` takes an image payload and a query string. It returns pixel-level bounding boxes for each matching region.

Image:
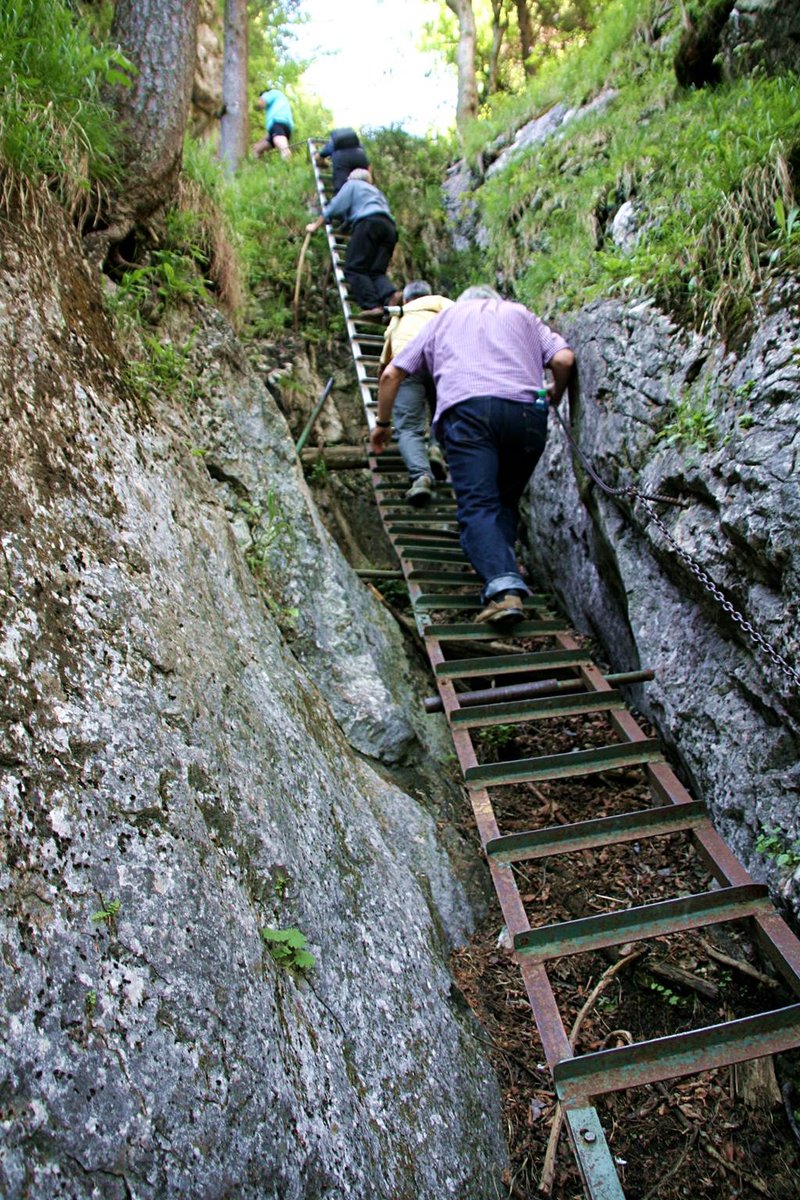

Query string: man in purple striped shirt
[371,285,575,627]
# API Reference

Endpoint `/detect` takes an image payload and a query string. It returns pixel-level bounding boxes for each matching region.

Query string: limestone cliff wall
[524,289,800,912]
[0,195,506,1198]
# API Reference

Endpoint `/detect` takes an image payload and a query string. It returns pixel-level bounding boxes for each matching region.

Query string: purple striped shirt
[391,298,570,432]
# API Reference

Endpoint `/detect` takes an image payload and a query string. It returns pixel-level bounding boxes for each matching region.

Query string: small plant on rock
[657,386,717,452]
[755,828,800,871]
[261,926,316,973]
[91,897,121,931]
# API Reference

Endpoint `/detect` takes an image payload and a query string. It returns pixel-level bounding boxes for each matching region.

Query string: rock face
[0,196,507,1196]
[524,291,800,909]
[719,0,800,79]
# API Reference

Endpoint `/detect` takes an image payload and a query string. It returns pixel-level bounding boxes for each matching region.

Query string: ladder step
[436,648,591,680]
[485,799,709,864]
[407,569,478,584]
[428,619,569,642]
[465,737,663,787]
[514,882,771,963]
[398,547,468,564]
[381,506,455,516]
[375,477,453,490]
[415,593,552,610]
[383,513,459,524]
[390,531,461,545]
[452,687,626,727]
[393,540,461,553]
[554,1002,800,1102]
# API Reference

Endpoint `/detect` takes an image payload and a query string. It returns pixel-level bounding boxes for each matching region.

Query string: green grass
[180,125,468,340]
[474,68,800,334]
[0,0,128,204]
[462,0,656,159]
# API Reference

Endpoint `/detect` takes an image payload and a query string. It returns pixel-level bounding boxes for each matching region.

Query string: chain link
[550,405,800,691]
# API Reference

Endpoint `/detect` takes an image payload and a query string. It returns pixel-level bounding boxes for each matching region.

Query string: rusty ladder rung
[555,1002,800,1102]
[452,686,625,726]
[436,647,591,679]
[465,737,664,788]
[514,883,772,962]
[485,799,709,863]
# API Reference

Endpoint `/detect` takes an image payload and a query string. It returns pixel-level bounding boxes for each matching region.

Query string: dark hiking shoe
[406,474,434,507]
[475,593,524,628]
[428,443,447,481]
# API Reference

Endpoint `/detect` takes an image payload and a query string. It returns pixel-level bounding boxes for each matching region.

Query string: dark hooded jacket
[319,128,370,195]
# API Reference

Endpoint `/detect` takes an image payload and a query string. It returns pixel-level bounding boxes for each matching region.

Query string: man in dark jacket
[315,129,370,195]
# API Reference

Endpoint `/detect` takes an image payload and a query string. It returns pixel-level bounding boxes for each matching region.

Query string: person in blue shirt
[305,168,401,318]
[253,87,293,161]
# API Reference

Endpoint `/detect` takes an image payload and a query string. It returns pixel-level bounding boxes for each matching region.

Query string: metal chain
[549,403,686,507]
[550,405,800,691]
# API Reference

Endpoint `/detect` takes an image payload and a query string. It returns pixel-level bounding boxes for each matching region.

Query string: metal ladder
[306,139,800,1199]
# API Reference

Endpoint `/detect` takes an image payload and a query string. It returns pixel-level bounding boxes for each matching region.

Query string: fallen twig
[781,1081,800,1151]
[539,948,646,1195]
[657,1082,770,1197]
[698,937,779,988]
[640,1127,699,1200]
[649,959,719,1000]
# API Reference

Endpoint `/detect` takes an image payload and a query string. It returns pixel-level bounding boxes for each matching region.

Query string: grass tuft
[0,0,128,212]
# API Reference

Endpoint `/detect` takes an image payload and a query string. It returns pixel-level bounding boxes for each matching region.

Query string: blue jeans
[394,374,438,482]
[440,396,548,602]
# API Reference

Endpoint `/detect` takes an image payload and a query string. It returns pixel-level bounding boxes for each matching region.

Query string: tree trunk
[516,0,535,76]
[93,0,198,256]
[445,0,479,131]
[219,0,249,174]
[487,0,509,97]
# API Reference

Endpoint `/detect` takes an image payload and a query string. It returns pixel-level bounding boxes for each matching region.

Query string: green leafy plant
[111,251,208,324]
[306,457,329,487]
[774,197,800,243]
[271,865,291,903]
[243,490,295,578]
[84,990,97,1015]
[91,897,121,927]
[647,979,688,1008]
[755,828,800,871]
[261,926,315,972]
[477,724,516,761]
[124,333,197,406]
[657,389,717,452]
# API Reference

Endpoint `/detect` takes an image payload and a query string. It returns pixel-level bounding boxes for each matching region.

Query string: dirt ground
[438,629,800,1200]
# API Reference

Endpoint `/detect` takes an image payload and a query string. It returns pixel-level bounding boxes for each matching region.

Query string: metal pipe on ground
[295,377,335,455]
[423,670,655,713]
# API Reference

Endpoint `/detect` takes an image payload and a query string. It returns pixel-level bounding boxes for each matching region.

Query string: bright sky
[292,0,455,137]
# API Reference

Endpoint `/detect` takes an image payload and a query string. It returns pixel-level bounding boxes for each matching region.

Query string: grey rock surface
[0,200,507,1196]
[485,89,617,179]
[524,292,800,909]
[610,200,642,253]
[720,0,800,78]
